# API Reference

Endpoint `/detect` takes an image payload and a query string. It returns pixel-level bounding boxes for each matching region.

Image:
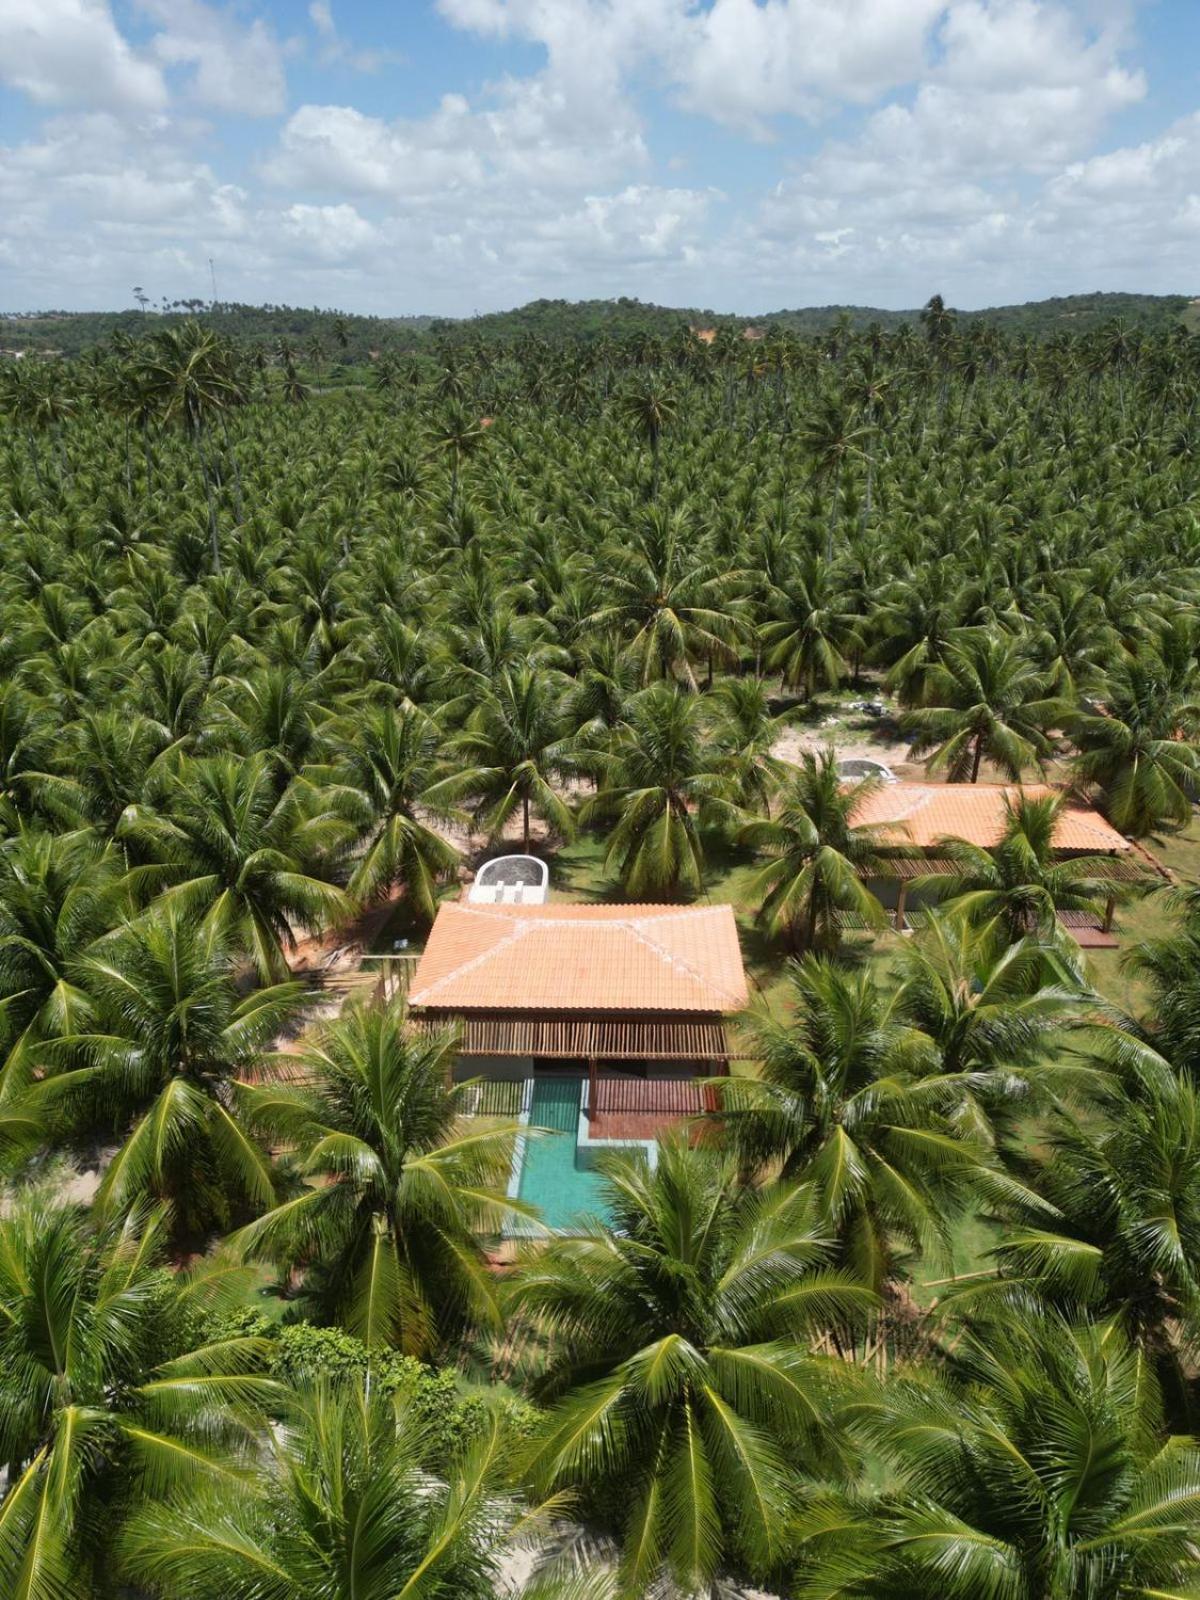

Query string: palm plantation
[1,306,1200,1594]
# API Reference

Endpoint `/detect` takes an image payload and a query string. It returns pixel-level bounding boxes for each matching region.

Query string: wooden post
[588,1056,597,1122]
[894,881,908,933]
[1102,892,1115,934]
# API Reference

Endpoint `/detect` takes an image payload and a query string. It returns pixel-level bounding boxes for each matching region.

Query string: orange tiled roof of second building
[408,902,748,1014]
[852,782,1131,852]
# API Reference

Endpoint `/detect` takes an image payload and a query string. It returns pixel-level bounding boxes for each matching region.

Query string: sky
[1,0,1198,318]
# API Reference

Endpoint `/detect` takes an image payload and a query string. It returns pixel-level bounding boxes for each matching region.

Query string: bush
[227,1321,542,1461]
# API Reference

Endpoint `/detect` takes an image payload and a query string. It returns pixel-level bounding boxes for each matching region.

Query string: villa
[853,781,1161,941]
[408,889,749,1229]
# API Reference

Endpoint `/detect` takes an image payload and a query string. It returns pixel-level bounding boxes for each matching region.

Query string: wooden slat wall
[410,1011,738,1059]
[594,1077,708,1113]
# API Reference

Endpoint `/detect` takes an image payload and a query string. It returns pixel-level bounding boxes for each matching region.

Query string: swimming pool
[516,1075,611,1232]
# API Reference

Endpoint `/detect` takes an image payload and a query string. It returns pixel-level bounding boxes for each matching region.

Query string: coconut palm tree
[707,675,784,813]
[902,629,1062,782]
[760,552,857,700]
[952,1067,1200,1418]
[512,1138,874,1596]
[715,958,985,1290]
[620,377,677,497]
[739,752,890,950]
[428,400,488,507]
[64,906,306,1235]
[583,683,732,898]
[0,1195,279,1597]
[319,703,462,920]
[1069,646,1200,835]
[233,1003,522,1355]
[133,320,243,572]
[432,665,576,853]
[799,1313,1200,1599]
[0,682,59,833]
[119,1383,536,1600]
[876,566,969,710]
[0,828,127,1077]
[799,394,870,559]
[122,753,353,981]
[894,913,1108,1131]
[1124,890,1200,1069]
[589,508,742,688]
[916,790,1129,942]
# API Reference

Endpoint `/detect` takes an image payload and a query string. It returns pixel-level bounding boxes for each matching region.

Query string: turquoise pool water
[517,1075,611,1232]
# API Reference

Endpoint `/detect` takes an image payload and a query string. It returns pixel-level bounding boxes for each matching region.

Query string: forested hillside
[2,301,1200,1597]
[4,286,1194,363]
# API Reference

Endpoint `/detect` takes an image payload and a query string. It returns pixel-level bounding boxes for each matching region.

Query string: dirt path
[771,720,925,778]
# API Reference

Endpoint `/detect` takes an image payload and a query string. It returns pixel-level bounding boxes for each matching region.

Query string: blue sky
[1,0,1198,316]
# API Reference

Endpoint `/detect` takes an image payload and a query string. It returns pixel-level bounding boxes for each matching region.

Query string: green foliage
[266,1324,540,1456]
[2,300,1200,1599]
[233,1002,522,1355]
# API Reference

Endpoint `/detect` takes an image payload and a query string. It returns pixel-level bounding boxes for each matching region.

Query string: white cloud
[138,0,288,116]
[0,0,166,113]
[736,0,1148,301]
[264,53,645,200]
[436,0,947,137]
[0,112,249,307]
[281,201,377,262]
[666,0,947,135]
[522,184,715,266]
[1033,110,1200,277]
[263,102,485,196]
[304,0,401,72]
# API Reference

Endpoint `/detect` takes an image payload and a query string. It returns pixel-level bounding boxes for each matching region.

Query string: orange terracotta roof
[409,902,748,1014]
[852,783,1130,853]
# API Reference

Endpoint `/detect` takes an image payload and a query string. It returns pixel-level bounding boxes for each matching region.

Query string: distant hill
[0,303,433,364]
[446,292,1197,344]
[1,290,1194,360]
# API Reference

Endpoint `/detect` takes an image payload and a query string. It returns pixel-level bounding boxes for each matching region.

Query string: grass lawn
[1082,817,1200,1014]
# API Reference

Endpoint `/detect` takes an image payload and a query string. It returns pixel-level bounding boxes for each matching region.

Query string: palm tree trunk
[970,733,984,783]
[805,895,820,951]
[220,412,245,525]
[142,425,155,499]
[862,439,874,531]
[25,432,44,490]
[522,795,530,852]
[826,488,838,562]
[193,425,221,574]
